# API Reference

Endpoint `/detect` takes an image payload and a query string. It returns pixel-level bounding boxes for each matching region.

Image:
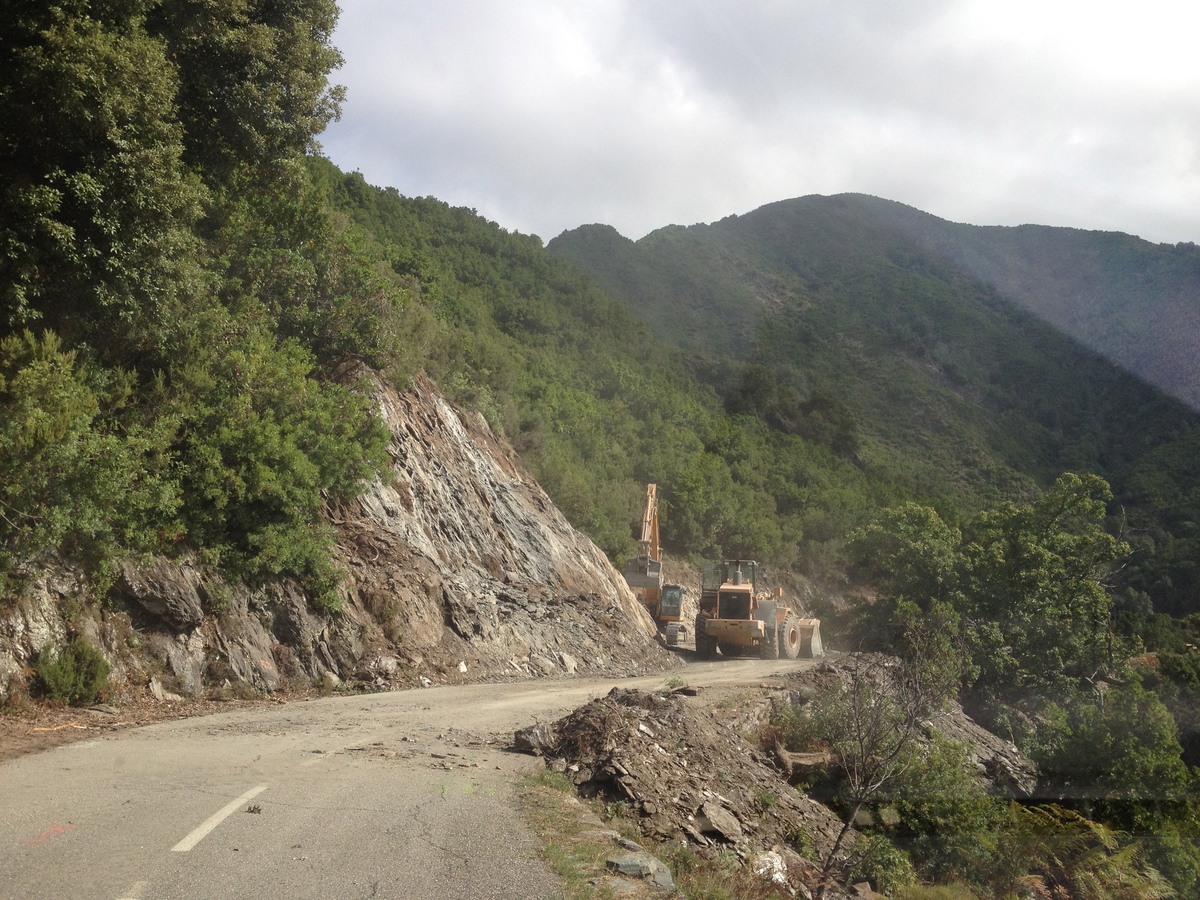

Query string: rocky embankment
[513,660,1038,898]
[0,371,675,701]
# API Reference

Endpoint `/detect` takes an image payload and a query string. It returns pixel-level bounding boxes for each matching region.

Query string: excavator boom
[624,484,665,590]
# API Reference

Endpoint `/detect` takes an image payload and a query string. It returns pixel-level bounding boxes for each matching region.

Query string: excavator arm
[624,484,664,592]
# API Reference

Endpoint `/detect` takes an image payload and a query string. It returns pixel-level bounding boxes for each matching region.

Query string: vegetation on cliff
[0,0,394,606]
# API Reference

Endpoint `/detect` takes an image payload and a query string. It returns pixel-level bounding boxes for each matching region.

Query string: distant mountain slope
[842,194,1200,412]
[550,196,1194,485]
[549,196,1200,615]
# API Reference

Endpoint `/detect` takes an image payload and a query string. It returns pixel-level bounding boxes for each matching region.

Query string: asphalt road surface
[2,657,816,900]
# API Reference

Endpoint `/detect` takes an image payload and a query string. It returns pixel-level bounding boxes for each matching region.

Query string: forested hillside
[550,200,1200,619]
[0,0,395,607]
[849,194,1200,412]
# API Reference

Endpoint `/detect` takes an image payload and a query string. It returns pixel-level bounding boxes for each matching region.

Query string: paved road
[1,657,813,900]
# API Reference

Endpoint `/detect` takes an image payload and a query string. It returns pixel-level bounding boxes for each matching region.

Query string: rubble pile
[524,687,848,881]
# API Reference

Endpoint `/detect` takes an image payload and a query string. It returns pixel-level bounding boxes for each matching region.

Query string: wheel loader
[693,559,822,660]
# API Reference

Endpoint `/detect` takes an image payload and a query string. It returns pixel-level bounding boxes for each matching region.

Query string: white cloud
[322,0,1200,245]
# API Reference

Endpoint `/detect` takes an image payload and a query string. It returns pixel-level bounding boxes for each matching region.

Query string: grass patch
[519,767,624,899]
[519,766,797,900]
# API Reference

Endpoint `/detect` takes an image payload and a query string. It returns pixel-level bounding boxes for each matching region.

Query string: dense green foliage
[0,0,391,606]
[35,636,110,706]
[843,481,1200,895]
[312,162,935,569]
[0,331,177,585]
[850,474,1128,696]
[308,160,906,563]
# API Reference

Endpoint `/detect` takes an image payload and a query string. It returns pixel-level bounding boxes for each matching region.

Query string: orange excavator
[623,484,686,645]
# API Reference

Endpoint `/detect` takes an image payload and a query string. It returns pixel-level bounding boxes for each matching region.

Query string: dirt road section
[1,657,818,900]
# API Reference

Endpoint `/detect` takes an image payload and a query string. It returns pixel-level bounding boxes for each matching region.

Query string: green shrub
[845,833,916,895]
[36,637,110,706]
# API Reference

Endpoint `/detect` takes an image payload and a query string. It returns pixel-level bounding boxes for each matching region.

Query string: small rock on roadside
[513,723,558,756]
[149,676,183,702]
[605,853,675,891]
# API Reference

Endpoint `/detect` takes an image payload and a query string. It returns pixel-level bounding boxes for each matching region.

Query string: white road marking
[116,880,147,899]
[170,785,269,852]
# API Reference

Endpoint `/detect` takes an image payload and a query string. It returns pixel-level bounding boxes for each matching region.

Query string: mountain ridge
[549,193,1200,615]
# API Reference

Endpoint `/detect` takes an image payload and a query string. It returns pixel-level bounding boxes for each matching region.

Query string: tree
[147,0,345,189]
[806,649,960,896]
[850,475,1130,697]
[0,331,178,589]
[848,502,962,605]
[962,473,1129,694]
[0,1,391,610]
[0,0,206,351]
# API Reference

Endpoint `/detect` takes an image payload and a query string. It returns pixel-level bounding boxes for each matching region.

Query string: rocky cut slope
[0,370,675,701]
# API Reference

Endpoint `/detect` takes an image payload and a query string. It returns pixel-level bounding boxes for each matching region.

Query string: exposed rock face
[334,371,668,684]
[0,563,77,698]
[0,371,673,700]
[118,558,205,631]
[928,705,1039,798]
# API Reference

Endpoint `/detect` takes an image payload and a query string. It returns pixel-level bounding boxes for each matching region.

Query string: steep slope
[844,194,1200,412]
[550,197,1194,493]
[334,367,666,679]
[310,161,898,574]
[0,371,672,702]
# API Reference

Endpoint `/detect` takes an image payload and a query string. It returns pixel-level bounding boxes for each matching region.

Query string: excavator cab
[659,584,684,620]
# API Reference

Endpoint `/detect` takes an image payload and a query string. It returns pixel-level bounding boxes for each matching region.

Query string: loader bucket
[795,618,823,658]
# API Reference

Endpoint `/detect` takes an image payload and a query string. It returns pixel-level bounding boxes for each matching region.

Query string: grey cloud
[323,0,1200,245]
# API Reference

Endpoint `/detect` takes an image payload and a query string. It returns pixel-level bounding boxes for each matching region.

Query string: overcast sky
[322,0,1200,246]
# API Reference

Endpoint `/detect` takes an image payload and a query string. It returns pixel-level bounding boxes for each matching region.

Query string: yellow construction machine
[623,484,686,645]
[694,559,822,660]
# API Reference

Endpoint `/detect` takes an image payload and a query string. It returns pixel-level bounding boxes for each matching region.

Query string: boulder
[605,853,675,890]
[117,558,205,631]
[514,723,559,756]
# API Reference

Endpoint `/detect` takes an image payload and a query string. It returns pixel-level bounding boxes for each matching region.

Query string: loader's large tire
[695,614,718,659]
[779,613,802,660]
[759,623,779,659]
[666,622,681,646]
